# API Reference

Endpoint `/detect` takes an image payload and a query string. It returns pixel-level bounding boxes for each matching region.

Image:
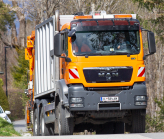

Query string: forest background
[0,0,163,133]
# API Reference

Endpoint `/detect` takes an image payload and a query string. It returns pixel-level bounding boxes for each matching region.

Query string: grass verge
[0,117,21,136]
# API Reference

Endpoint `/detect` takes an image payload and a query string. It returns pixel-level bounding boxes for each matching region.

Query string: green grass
[0,117,21,136]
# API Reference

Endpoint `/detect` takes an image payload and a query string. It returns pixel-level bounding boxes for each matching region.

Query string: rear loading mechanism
[25,10,156,136]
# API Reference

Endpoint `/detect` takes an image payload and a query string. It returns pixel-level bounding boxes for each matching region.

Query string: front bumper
[68,83,147,111]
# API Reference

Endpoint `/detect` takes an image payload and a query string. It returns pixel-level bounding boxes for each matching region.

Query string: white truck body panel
[34,15,74,98]
[35,16,57,97]
[59,15,74,29]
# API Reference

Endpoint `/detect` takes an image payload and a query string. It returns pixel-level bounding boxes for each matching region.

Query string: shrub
[0,117,20,136]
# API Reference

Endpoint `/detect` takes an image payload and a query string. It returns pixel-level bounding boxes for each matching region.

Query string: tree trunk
[12,1,26,47]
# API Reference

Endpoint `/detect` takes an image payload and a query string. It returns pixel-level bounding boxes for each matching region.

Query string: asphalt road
[1,133,164,139]
[13,119,27,133]
[11,119,164,139]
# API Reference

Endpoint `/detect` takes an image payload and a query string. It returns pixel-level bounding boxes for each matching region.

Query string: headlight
[70,98,83,103]
[135,96,146,101]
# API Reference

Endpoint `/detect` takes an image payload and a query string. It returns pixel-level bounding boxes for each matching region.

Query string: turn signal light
[135,102,147,106]
[115,15,132,18]
[70,104,84,107]
[74,15,92,19]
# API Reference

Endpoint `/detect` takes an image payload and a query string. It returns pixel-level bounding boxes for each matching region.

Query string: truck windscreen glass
[71,31,140,56]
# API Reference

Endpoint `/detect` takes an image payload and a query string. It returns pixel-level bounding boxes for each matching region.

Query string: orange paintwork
[63,29,145,87]
[26,105,30,124]
[31,31,35,39]
[60,23,70,79]
[61,23,70,30]
[25,31,35,124]
[74,15,93,19]
[115,15,132,18]
[60,53,66,79]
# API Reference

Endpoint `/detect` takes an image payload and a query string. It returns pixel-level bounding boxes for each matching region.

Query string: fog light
[71,98,83,103]
[135,102,147,106]
[135,96,146,101]
[70,104,84,107]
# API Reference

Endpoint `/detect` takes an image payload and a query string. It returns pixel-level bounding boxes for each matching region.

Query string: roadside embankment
[0,117,20,136]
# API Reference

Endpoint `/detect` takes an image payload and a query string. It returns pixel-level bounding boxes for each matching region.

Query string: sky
[3,0,20,35]
[3,0,11,5]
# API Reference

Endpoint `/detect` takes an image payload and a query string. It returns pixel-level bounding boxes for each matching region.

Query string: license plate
[100,96,119,102]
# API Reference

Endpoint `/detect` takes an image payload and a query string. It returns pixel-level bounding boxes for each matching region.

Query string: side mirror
[68,29,76,37]
[147,31,156,54]
[54,33,62,57]
[5,111,11,115]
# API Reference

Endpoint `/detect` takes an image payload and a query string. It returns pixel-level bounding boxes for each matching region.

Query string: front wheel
[55,102,74,135]
[131,109,146,133]
[96,122,114,134]
[114,122,124,134]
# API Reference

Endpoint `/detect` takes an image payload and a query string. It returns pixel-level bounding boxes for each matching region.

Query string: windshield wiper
[76,53,103,56]
[113,52,138,57]
[102,52,132,57]
[113,52,130,55]
[76,52,136,57]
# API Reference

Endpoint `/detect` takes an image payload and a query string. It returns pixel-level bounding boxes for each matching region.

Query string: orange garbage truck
[25,10,156,135]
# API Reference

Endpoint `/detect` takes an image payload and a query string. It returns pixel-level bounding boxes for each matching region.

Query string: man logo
[98,73,105,77]
[106,73,111,77]
[98,72,119,81]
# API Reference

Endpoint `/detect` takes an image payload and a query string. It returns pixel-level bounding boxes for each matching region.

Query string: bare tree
[64,0,123,14]
[7,0,124,47]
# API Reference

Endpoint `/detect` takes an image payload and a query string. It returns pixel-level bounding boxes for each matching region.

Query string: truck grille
[96,90,120,95]
[83,66,133,83]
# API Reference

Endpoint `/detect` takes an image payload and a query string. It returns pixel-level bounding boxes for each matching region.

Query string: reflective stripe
[69,69,79,79]
[137,67,145,77]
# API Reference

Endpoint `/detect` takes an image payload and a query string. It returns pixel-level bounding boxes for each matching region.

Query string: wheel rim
[35,117,37,134]
[42,116,44,134]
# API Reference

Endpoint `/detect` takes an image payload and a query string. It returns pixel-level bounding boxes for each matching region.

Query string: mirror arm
[60,29,69,35]
[68,29,76,37]
[60,56,72,62]
[141,27,150,32]
[143,53,154,60]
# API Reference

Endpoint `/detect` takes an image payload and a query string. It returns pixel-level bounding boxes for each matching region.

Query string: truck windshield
[71,31,140,56]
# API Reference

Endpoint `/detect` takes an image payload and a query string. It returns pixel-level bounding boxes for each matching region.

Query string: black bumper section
[68,83,147,111]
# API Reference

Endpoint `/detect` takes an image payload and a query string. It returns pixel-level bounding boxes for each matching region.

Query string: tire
[40,107,54,136]
[131,109,145,133]
[25,106,27,130]
[33,109,40,136]
[30,110,33,125]
[125,123,131,132]
[96,122,114,134]
[114,122,124,134]
[56,102,74,135]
